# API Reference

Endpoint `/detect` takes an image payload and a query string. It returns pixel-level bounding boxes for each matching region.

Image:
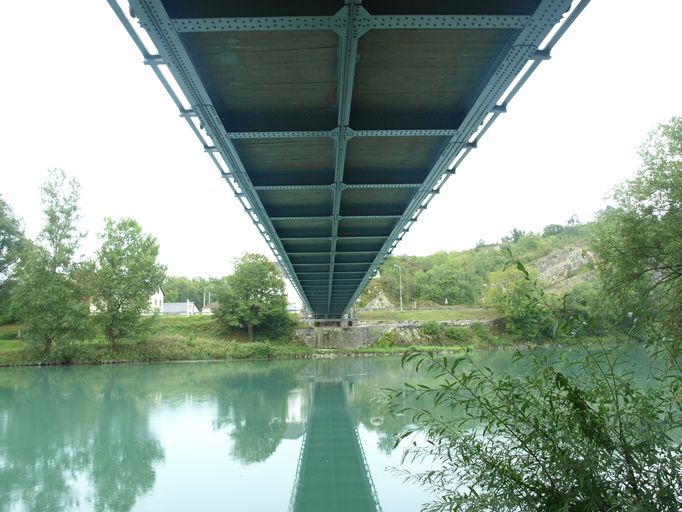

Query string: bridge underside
[113,0,585,319]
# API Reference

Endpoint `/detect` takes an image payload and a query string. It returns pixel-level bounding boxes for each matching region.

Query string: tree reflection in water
[212,365,298,464]
[0,367,163,512]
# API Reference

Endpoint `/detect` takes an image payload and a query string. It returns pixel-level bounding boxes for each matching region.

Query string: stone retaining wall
[296,319,498,349]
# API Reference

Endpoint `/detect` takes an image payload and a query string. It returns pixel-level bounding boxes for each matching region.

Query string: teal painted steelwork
[108,0,590,320]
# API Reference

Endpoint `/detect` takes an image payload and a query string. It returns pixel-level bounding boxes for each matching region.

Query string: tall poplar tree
[11,169,90,352]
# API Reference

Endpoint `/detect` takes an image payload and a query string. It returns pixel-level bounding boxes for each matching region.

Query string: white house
[148,288,164,314]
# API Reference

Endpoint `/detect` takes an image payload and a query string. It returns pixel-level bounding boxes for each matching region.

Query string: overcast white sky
[1,0,681,280]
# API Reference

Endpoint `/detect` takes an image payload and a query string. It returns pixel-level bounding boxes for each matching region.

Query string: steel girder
[108,0,589,319]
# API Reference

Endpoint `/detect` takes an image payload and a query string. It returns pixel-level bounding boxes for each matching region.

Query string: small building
[149,288,164,314]
[201,302,220,315]
[162,300,199,316]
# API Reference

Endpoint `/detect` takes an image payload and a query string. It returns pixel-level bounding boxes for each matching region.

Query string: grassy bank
[0,313,600,367]
[356,307,501,322]
[0,317,314,366]
[0,316,461,366]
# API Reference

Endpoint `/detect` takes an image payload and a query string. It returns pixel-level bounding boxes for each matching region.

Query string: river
[0,346,653,511]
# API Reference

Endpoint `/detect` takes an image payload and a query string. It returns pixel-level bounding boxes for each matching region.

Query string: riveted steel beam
[171,13,530,33]
[254,183,420,192]
[227,130,337,140]
[228,128,456,140]
[346,183,421,189]
[346,128,458,138]
[292,262,370,268]
[287,251,378,256]
[173,15,344,33]
[297,271,366,275]
[271,214,400,222]
[327,1,365,315]
[254,184,331,192]
[304,286,356,290]
[367,14,529,30]
[281,236,386,241]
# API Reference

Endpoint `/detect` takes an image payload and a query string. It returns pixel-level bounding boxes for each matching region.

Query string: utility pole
[393,263,403,312]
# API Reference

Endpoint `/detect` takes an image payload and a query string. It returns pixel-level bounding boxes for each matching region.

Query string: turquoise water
[0,347,653,511]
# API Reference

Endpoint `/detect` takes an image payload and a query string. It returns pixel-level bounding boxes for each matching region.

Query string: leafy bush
[389,347,682,511]
[484,254,557,340]
[470,322,493,342]
[256,310,296,341]
[420,320,441,337]
[442,325,470,342]
[374,331,395,348]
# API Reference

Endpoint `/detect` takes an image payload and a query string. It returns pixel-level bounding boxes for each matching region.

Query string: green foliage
[0,195,24,324]
[359,221,593,309]
[502,227,526,243]
[442,325,470,342]
[484,254,556,340]
[560,279,626,336]
[256,308,296,341]
[357,308,500,323]
[11,170,91,352]
[470,322,493,342]
[162,275,227,310]
[389,346,682,512]
[591,117,682,339]
[374,331,395,348]
[0,194,24,280]
[92,218,166,347]
[420,320,441,337]
[542,223,564,237]
[214,253,292,341]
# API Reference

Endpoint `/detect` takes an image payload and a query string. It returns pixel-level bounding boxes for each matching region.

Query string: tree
[0,195,25,324]
[215,253,290,341]
[11,169,90,353]
[92,218,166,347]
[0,195,24,279]
[162,275,211,309]
[541,223,564,237]
[502,227,526,244]
[591,117,682,338]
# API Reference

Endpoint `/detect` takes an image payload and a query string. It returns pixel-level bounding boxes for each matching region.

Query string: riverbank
[0,314,507,366]
[0,314,611,367]
[0,337,483,367]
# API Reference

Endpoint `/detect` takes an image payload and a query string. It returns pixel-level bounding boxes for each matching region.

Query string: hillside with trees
[363,117,680,345]
[360,220,593,308]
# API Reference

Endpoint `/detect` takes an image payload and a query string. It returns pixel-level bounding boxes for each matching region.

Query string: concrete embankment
[296,319,498,349]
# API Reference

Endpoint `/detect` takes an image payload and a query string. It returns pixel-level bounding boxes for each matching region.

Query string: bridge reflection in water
[290,381,381,512]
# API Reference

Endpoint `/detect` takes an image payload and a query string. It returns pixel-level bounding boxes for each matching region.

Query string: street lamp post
[393,263,403,312]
